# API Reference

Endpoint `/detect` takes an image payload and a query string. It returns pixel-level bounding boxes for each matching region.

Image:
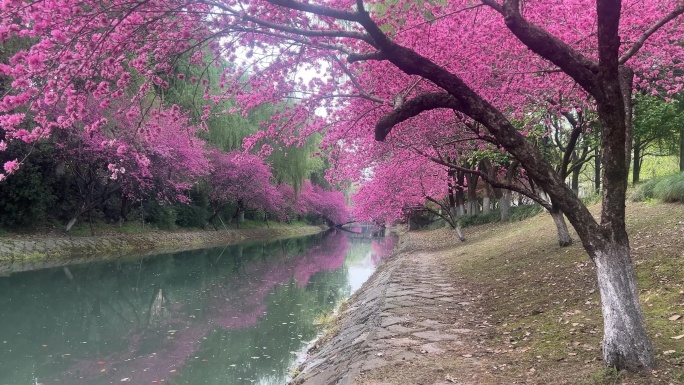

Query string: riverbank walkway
[292,239,490,385]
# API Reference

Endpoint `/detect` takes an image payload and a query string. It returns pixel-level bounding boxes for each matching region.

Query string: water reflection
[0,230,395,385]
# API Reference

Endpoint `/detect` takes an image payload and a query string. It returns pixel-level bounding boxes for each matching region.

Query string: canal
[0,229,395,385]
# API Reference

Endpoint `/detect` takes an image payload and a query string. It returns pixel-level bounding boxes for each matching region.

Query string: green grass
[431,201,684,384]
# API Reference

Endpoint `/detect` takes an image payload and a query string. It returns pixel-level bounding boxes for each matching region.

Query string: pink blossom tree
[3,0,684,370]
[53,104,209,231]
[205,150,282,227]
[299,181,350,226]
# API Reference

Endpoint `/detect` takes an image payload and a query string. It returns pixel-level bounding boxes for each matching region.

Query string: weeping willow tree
[163,51,258,151]
[267,133,327,193]
[161,50,337,223]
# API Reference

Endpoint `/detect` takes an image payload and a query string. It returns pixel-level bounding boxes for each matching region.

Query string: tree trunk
[447,206,466,241]
[465,173,479,216]
[119,195,129,226]
[499,193,511,221]
[632,137,641,185]
[679,126,684,172]
[65,216,78,232]
[482,196,491,215]
[550,207,572,247]
[453,226,465,242]
[571,167,580,196]
[594,147,601,195]
[620,67,635,173]
[593,242,654,369]
[456,170,466,216]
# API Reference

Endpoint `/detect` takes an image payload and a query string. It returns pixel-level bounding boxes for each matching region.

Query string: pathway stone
[290,250,469,385]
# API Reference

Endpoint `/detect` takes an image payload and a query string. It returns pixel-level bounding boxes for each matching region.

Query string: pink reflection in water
[48,232,353,385]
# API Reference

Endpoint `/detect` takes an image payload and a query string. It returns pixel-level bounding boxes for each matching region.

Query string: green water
[0,230,395,385]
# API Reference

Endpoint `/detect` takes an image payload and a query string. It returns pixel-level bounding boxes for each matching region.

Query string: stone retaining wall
[0,226,323,275]
[290,252,400,384]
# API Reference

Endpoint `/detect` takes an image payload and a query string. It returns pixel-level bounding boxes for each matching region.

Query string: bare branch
[410,147,552,210]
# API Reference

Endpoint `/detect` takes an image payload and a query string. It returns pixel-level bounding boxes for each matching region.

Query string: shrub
[631,172,684,203]
[457,210,500,228]
[145,203,177,229]
[630,178,659,202]
[456,204,543,228]
[652,172,684,203]
[509,204,544,221]
[174,204,209,228]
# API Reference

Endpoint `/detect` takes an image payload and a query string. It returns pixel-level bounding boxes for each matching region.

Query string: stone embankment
[291,243,473,385]
[0,225,323,275]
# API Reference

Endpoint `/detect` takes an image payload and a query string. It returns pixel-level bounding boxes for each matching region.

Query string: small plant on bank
[585,367,623,385]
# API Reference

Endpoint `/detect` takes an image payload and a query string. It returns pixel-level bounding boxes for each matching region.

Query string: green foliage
[630,172,684,203]
[652,173,684,202]
[174,204,209,228]
[633,95,683,155]
[509,204,544,221]
[632,154,680,182]
[174,187,210,228]
[144,203,177,230]
[0,142,58,228]
[630,178,660,201]
[268,133,323,192]
[457,204,543,228]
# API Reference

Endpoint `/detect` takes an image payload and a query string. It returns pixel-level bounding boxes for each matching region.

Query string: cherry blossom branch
[619,3,684,64]
[232,14,375,46]
[410,146,552,210]
[330,56,384,103]
[395,4,485,35]
[483,0,601,96]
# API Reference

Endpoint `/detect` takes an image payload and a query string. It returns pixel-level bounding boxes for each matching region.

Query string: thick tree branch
[483,0,601,97]
[376,92,463,140]
[265,0,361,23]
[560,112,584,179]
[347,51,387,63]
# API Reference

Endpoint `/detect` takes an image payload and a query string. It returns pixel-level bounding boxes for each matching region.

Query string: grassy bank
[399,201,683,384]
